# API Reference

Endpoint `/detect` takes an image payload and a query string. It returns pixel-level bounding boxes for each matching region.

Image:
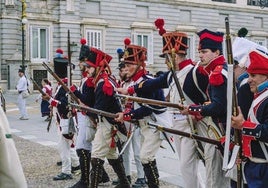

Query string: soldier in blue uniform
[115,38,172,188]
[232,49,268,188]
[43,78,80,181]
[83,47,130,188]
[179,29,230,188]
[69,39,109,188]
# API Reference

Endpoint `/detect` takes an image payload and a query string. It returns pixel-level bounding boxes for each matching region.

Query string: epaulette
[209,65,225,86]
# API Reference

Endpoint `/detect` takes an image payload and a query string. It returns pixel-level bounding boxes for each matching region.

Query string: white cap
[232,37,268,68]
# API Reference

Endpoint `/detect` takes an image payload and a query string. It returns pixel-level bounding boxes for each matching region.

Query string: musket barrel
[115,93,184,110]
[42,62,80,104]
[148,122,222,148]
[30,78,46,96]
[69,103,118,119]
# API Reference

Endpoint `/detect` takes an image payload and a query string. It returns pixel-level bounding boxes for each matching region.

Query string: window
[186,34,195,60]
[132,32,153,64]
[5,0,14,6]
[247,0,263,6]
[86,29,102,49]
[30,26,49,61]
[252,37,267,48]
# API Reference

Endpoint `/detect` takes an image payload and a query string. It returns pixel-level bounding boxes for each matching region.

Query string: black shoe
[132,178,146,188]
[112,176,131,186]
[112,178,120,185]
[56,161,62,166]
[53,173,73,181]
[99,176,110,184]
[127,175,131,184]
[69,180,88,188]
[71,165,80,174]
[45,116,51,121]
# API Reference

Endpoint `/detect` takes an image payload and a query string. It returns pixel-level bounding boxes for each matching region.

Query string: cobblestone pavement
[14,132,179,188]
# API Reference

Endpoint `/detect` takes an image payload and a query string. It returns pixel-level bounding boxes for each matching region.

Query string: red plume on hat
[154,18,166,36]
[80,38,87,45]
[56,48,63,54]
[124,38,131,46]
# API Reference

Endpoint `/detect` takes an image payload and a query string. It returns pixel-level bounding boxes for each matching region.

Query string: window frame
[30,25,50,63]
[85,29,103,50]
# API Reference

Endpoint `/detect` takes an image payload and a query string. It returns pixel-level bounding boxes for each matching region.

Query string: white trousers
[197,118,230,188]
[57,127,79,174]
[76,112,92,151]
[91,117,118,160]
[122,122,145,178]
[171,112,200,188]
[17,94,28,118]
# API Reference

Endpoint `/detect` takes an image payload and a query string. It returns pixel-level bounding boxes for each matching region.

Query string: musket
[224,17,242,188]
[148,122,223,152]
[69,103,119,119]
[115,93,184,110]
[42,62,80,104]
[165,50,205,163]
[30,77,53,132]
[30,77,46,96]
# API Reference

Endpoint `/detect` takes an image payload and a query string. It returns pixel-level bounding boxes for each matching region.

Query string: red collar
[132,69,146,82]
[82,72,87,78]
[178,59,193,70]
[204,55,225,73]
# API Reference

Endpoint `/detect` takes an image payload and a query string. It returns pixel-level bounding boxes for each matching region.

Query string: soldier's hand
[180,105,189,115]
[42,93,51,101]
[115,87,128,95]
[231,107,244,130]
[115,112,124,123]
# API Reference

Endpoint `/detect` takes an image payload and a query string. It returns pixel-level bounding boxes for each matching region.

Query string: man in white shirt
[16,69,29,120]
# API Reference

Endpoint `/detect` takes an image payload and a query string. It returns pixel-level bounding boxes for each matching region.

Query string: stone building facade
[0,0,267,90]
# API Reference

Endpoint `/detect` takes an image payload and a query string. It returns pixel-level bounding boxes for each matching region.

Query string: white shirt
[16,76,28,91]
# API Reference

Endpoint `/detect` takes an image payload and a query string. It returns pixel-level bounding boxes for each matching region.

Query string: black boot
[143,160,159,188]
[99,166,110,184]
[90,158,104,188]
[70,149,91,188]
[108,158,131,188]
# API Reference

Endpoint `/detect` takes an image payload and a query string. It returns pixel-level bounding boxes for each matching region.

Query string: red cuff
[50,99,59,107]
[242,120,257,129]
[188,104,203,120]
[70,85,76,92]
[123,113,133,121]
[127,86,135,95]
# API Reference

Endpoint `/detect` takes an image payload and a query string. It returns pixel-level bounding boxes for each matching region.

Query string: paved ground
[4,91,187,188]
